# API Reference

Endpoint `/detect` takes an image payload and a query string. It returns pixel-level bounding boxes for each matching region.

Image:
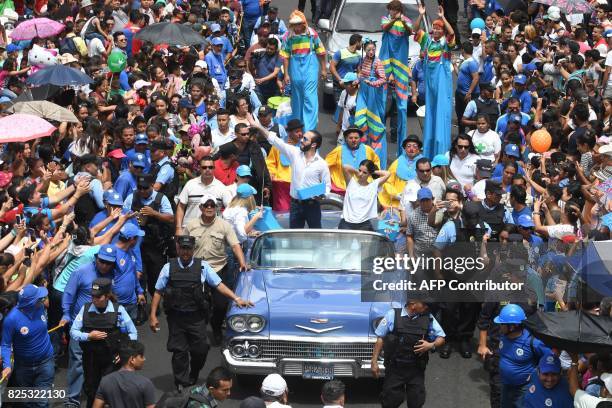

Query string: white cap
[133,80,152,90]
[195,60,208,69]
[261,374,287,397]
[601,373,612,394]
[472,28,482,35]
[199,193,218,206]
[599,143,612,156]
[546,6,561,21]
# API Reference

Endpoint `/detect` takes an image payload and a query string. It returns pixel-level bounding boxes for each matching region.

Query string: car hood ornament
[310,318,328,324]
[295,324,343,334]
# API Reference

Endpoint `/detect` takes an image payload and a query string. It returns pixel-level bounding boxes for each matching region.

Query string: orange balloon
[531,129,552,153]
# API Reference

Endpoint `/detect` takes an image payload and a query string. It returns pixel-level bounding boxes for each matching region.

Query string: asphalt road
[49,3,491,408]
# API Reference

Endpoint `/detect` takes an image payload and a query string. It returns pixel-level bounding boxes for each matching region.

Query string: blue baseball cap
[417,187,433,201]
[505,144,520,158]
[523,62,537,73]
[97,244,117,262]
[431,154,449,167]
[135,134,148,145]
[514,74,527,85]
[236,183,257,198]
[508,113,523,124]
[538,354,561,374]
[6,44,20,53]
[517,214,535,228]
[103,189,123,206]
[210,23,221,32]
[236,165,252,177]
[342,72,358,83]
[211,37,224,46]
[130,153,147,168]
[18,284,48,306]
[119,223,145,239]
[605,29,612,38]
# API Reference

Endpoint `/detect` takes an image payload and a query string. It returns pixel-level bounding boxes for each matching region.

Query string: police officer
[149,235,253,390]
[150,139,177,205]
[477,180,513,243]
[493,304,551,408]
[0,285,54,407]
[522,353,573,408]
[70,278,137,408]
[433,195,491,359]
[371,292,446,408]
[125,174,175,296]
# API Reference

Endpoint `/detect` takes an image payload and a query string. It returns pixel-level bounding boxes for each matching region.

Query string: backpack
[157,386,212,408]
[60,35,87,57]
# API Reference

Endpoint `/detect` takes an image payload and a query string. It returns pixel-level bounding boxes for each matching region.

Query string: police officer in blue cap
[88,189,136,239]
[61,244,118,407]
[371,291,446,408]
[494,304,551,408]
[1,284,54,405]
[114,153,147,201]
[149,235,253,391]
[122,133,152,173]
[522,353,573,408]
[70,277,138,407]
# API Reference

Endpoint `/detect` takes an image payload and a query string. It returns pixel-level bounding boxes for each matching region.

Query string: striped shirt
[414,30,455,63]
[381,15,413,37]
[358,56,386,87]
[280,28,325,59]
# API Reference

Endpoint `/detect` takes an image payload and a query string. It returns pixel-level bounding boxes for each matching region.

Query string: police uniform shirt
[70,301,138,342]
[123,191,174,215]
[153,156,176,187]
[155,258,222,292]
[522,374,573,408]
[433,218,492,250]
[1,303,53,369]
[374,307,446,341]
[62,262,108,323]
[499,329,551,386]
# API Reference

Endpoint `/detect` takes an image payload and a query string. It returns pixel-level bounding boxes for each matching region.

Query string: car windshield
[335,2,420,33]
[251,231,395,271]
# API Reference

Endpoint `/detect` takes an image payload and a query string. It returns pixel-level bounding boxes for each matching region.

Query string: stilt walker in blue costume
[281,10,327,132]
[355,40,388,168]
[379,0,413,156]
[413,3,455,159]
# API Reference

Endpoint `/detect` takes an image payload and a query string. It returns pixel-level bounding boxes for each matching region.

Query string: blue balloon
[470,18,485,30]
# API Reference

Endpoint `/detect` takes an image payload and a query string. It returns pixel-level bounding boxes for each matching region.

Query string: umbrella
[524,310,612,353]
[10,18,64,41]
[579,240,612,298]
[26,65,93,87]
[134,22,205,46]
[495,0,527,12]
[0,114,56,143]
[533,0,593,14]
[7,101,79,123]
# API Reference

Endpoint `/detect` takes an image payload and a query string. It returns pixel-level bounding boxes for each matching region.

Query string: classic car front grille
[230,340,375,360]
[281,362,354,377]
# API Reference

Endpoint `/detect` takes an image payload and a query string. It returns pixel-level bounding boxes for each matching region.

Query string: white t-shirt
[88,37,105,58]
[473,179,487,200]
[222,206,250,243]
[211,128,235,148]
[450,153,478,187]
[606,50,612,89]
[338,89,357,132]
[469,129,502,162]
[343,178,383,223]
[177,177,232,227]
[546,224,574,239]
[574,390,612,408]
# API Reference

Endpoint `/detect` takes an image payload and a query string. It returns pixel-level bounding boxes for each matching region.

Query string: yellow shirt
[266,146,292,183]
[325,145,381,191]
[378,159,407,208]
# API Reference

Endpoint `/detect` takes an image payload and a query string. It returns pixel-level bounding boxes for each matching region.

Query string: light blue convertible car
[222,229,396,379]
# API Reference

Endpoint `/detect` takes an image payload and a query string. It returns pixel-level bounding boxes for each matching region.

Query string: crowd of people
[0,0,608,407]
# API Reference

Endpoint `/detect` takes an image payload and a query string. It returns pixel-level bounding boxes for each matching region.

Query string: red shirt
[214,160,238,186]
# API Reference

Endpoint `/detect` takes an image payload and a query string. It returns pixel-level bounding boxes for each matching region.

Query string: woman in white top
[222,183,263,245]
[468,114,502,163]
[339,160,390,231]
[449,133,479,188]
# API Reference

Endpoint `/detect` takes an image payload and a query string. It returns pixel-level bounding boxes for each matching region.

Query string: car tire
[323,92,336,112]
[320,193,343,211]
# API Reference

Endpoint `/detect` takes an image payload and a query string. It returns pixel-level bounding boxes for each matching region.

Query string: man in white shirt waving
[257,124,331,228]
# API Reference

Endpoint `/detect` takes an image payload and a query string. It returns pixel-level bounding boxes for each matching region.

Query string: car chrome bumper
[222,349,385,378]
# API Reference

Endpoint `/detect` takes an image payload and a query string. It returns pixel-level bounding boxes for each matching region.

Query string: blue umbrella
[26,65,93,87]
[579,241,612,297]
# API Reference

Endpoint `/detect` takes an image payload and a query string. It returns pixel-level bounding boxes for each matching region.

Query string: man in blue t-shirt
[456,43,480,134]
[329,34,362,103]
[206,38,228,88]
[523,354,573,408]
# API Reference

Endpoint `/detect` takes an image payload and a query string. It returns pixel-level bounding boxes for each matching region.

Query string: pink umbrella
[10,18,65,41]
[0,114,56,143]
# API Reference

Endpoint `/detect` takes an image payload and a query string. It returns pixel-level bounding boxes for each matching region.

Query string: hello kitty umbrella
[0,114,56,143]
[10,18,65,41]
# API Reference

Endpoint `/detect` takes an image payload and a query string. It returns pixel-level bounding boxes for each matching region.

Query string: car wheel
[323,92,336,112]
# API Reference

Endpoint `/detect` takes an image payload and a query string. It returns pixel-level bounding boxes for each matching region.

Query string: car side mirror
[318,19,331,31]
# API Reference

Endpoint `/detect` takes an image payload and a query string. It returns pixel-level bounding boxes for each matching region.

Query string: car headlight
[247,315,265,333]
[228,315,266,333]
[228,315,248,333]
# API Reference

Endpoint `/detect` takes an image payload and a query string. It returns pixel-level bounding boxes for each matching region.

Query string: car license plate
[303,363,334,380]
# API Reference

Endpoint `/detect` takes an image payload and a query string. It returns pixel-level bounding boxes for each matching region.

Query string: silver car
[318,0,429,110]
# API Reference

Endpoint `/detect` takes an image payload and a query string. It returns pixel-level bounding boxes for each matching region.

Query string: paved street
[49,2,491,407]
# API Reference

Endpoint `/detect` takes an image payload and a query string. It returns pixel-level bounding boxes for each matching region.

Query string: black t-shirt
[568,126,587,155]
[96,369,156,408]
